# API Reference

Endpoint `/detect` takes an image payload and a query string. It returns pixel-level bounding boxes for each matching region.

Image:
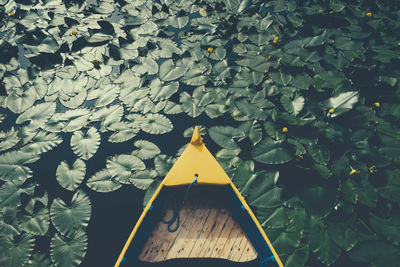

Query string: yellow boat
[115,126,283,267]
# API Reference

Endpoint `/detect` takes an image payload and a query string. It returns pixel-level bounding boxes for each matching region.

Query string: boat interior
[119,185,279,267]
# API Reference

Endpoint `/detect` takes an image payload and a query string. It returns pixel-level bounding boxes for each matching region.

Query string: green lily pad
[86,169,122,193]
[21,131,62,155]
[129,169,156,190]
[252,138,293,165]
[0,233,35,267]
[18,207,50,236]
[26,253,53,267]
[106,154,146,184]
[299,184,337,217]
[140,114,173,134]
[70,128,100,160]
[0,151,39,182]
[56,159,86,191]
[50,190,91,237]
[50,230,87,267]
[349,241,400,267]
[16,102,56,128]
[0,127,20,151]
[6,87,37,114]
[180,92,204,118]
[159,59,189,81]
[232,160,254,191]
[285,245,309,267]
[0,179,35,208]
[154,155,175,177]
[323,91,359,118]
[131,140,161,160]
[149,79,179,102]
[208,126,245,150]
[308,228,341,265]
[281,95,305,116]
[238,121,262,145]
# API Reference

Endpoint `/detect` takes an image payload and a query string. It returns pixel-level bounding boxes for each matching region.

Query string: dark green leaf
[252,138,293,164]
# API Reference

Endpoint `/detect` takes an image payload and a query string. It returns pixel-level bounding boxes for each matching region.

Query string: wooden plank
[218,220,242,259]
[186,207,220,258]
[139,198,258,263]
[151,203,195,262]
[200,209,230,258]
[239,239,258,262]
[139,207,174,261]
[209,213,236,258]
[228,230,246,261]
[164,202,204,260]
[173,204,213,258]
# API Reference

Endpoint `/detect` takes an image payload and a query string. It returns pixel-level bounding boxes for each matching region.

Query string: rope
[162,175,198,232]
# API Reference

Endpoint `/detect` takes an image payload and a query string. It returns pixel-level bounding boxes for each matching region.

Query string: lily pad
[0,233,35,267]
[0,151,39,182]
[21,131,62,155]
[26,253,53,267]
[50,230,87,267]
[106,154,146,184]
[140,114,173,134]
[159,59,190,81]
[86,169,122,193]
[0,127,20,151]
[299,185,337,217]
[252,138,293,165]
[18,207,50,236]
[50,190,91,237]
[16,102,56,128]
[0,179,35,208]
[208,126,245,150]
[131,140,161,160]
[323,91,359,118]
[70,128,101,160]
[56,159,86,191]
[149,79,179,102]
[129,169,156,190]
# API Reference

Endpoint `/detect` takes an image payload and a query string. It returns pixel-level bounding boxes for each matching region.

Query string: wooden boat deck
[138,197,258,263]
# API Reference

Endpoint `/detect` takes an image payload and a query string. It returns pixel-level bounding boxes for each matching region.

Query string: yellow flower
[199,8,207,17]
[350,169,360,175]
[374,102,380,107]
[366,12,372,17]
[282,127,288,133]
[369,166,377,174]
[71,30,77,35]
[273,37,279,44]
[328,108,335,114]
[207,47,214,53]
[91,59,100,65]
[9,12,15,16]
[329,10,334,14]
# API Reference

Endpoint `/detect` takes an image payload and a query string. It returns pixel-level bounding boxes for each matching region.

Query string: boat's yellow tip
[190,126,203,146]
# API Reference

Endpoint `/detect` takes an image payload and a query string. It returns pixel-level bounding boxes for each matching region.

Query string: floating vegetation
[1,0,400,266]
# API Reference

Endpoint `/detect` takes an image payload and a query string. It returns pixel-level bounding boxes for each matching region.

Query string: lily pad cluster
[1,0,400,266]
